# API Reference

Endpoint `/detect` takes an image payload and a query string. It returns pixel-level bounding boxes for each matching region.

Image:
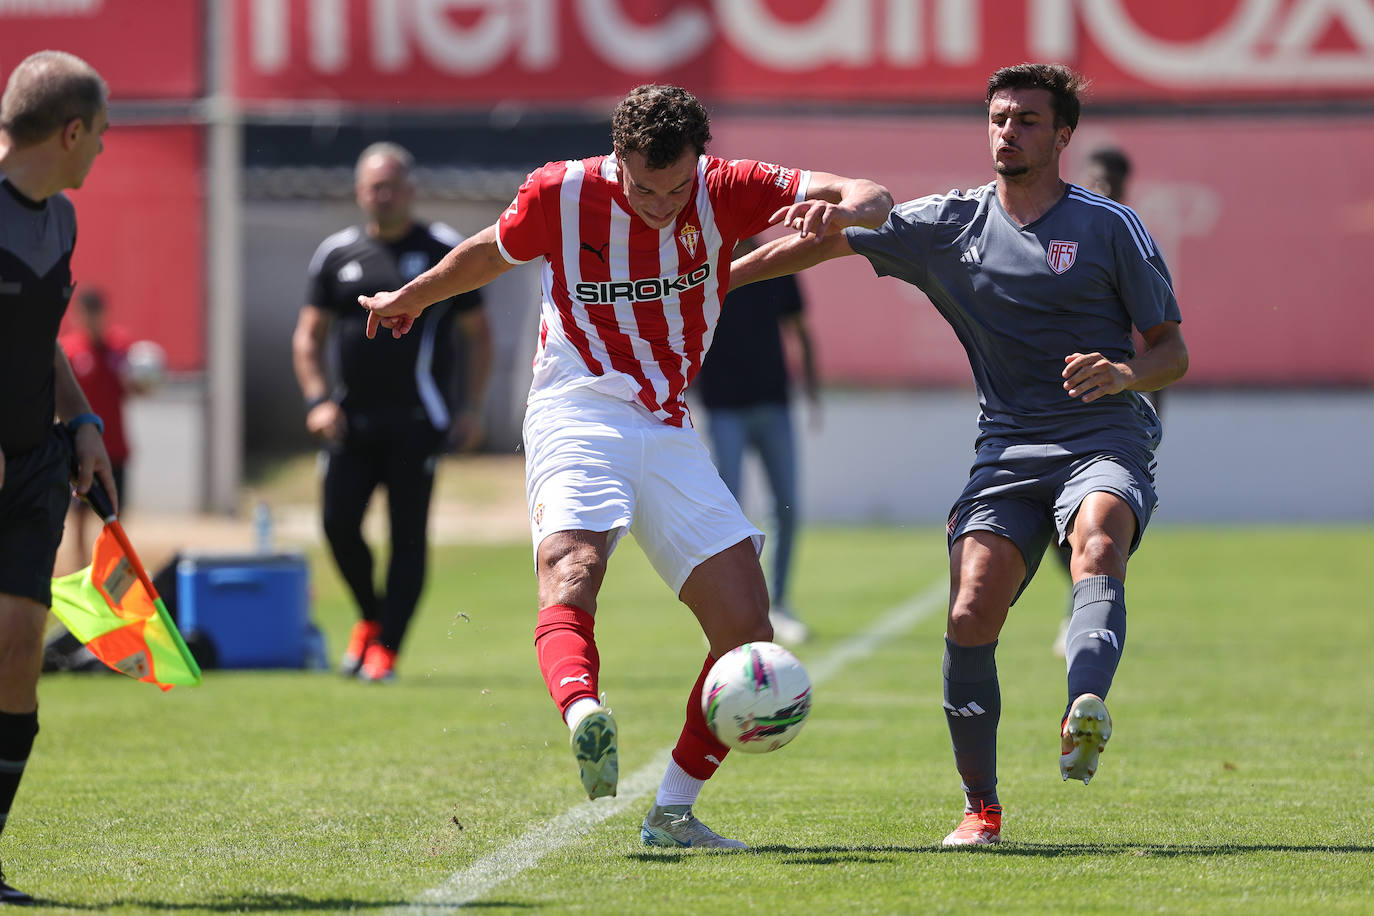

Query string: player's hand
[1063,352,1130,403]
[768,199,845,240]
[358,289,419,339]
[71,422,119,514]
[305,400,346,442]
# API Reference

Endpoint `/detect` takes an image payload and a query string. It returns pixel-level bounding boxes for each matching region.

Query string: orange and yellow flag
[50,524,202,691]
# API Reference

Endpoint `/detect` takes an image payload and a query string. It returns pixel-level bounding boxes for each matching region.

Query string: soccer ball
[702,641,812,753]
[126,340,166,391]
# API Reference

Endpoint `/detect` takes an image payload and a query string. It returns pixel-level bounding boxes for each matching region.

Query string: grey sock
[942,638,1000,809]
[1064,575,1127,710]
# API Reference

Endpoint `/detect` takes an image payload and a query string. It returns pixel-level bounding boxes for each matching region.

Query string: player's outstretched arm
[770,173,893,241]
[1062,321,1188,403]
[359,224,512,339]
[729,230,854,291]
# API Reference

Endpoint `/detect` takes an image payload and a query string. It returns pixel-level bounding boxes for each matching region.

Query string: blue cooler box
[177,552,310,669]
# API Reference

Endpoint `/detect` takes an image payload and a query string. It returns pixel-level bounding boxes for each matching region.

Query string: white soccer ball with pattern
[702,641,812,753]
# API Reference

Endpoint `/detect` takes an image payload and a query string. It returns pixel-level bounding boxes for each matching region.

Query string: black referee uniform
[305,221,482,655]
[0,175,78,608]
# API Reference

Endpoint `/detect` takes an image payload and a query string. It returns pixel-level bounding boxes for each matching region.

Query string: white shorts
[523,389,763,594]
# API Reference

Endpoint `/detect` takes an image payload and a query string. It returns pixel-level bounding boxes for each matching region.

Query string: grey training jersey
[846,181,1181,454]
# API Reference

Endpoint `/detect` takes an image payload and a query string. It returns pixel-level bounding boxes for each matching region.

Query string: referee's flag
[48,436,201,690]
[50,524,202,690]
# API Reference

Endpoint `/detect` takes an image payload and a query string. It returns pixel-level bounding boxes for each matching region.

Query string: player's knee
[946,603,1001,646]
[1072,530,1128,578]
[538,539,607,608]
[320,509,359,544]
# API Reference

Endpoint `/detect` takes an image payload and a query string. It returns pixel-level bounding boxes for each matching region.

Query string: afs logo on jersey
[1047,239,1078,274]
[678,222,699,257]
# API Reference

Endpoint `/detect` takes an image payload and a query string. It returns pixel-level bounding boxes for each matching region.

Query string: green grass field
[10,523,1374,913]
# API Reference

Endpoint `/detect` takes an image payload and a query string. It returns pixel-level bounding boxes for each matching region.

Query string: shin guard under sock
[0,710,38,837]
[943,639,1000,809]
[534,604,599,718]
[1064,575,1127,712]
[671,654,731,780]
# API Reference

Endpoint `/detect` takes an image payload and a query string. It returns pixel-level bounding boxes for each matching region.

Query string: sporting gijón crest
[1046,239,1078,274]
[677,222,700,258]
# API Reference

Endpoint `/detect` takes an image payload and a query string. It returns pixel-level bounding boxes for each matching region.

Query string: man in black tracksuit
[293,142,490,683]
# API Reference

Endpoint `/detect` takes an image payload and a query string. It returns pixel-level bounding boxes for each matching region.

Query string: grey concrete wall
[709,388,1374,527]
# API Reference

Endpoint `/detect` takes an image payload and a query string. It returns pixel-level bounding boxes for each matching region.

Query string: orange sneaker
[340,620,381,676]
[1060,693,1112,784]
[942,801,1002,847]
[359,643,397,683]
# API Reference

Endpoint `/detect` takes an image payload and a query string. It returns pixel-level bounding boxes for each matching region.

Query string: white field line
[396,577,949,913]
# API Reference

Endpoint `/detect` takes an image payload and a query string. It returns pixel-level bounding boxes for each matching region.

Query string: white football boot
[569,696,618,799]
[640,804,748,850]
[1060,693,1112,784]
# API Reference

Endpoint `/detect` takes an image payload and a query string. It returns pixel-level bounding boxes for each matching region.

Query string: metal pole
[204,0,243,514]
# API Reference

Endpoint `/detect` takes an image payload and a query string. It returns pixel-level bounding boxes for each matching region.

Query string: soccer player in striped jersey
[360,85,892,848]
[731,64,1189,847]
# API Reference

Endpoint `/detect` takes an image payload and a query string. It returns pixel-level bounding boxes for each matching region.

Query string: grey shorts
[946,442,1158,604]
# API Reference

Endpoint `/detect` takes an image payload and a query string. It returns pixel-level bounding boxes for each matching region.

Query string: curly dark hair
[611,84,712,170]
[986,63,1087,130]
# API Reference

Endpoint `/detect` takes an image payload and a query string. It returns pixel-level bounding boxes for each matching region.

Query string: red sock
[534,604,599,718]
[671,654,731,780]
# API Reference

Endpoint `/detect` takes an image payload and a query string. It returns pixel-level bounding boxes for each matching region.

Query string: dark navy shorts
[947,441,1157,604]
[0,426,71,606]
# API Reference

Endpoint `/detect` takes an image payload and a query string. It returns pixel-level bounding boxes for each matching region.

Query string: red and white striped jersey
[496,154,809,427]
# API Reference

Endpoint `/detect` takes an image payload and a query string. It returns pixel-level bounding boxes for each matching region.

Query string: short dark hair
[611,85,711,170]
[1,50,107,147]
[1087,146,1132,181]
[986,63,1086,131]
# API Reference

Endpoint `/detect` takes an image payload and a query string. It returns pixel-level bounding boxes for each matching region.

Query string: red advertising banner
[713,113,1374,387]
[0,0,201,99]
[63,126,205,373]
[233,0,1374,104]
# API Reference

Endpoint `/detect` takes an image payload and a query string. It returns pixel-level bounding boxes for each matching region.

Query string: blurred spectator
[695,237,819,646]
[58,288,151,561]
[1081,146,1131,204]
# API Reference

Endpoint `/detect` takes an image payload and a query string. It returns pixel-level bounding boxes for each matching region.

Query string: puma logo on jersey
[337,260,363,282]
[573,263,712,304]
[580,241,609,263]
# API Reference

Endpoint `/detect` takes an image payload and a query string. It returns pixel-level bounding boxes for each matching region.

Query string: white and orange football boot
[942,800,1003,847]
[1060,693,1112,784]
